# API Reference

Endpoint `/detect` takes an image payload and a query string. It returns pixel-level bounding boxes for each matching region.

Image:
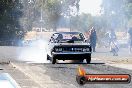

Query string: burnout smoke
[18,39,49,63]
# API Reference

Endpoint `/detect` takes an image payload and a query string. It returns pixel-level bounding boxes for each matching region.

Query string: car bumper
[52,52,91,60]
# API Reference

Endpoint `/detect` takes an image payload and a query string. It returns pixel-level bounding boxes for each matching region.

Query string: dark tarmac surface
[11,62,132,88]
[0,46,132,88]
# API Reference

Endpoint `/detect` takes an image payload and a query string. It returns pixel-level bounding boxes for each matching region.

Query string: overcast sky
[79,0,102,16]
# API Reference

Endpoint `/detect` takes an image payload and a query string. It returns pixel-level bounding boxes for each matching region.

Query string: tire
[47,55,50,60]
[51,57,56,64]
[86,55,91,64]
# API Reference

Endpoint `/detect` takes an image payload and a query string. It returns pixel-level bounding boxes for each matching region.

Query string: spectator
[89,27,97,52]
[84,30,91,43]
[72,36,78,40]
[110,39,119,56]
[128,27,132,53]
[108,29,117,52]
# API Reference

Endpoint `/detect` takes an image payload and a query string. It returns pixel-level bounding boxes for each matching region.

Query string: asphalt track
[11,62,132,88]
[0,46,131,88]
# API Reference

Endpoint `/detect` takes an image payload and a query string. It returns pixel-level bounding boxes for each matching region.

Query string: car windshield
[52,32,84,43]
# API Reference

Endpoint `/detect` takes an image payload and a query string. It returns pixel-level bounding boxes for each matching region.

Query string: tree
[0,0,23,40]
[101,0,132,31]
[101,0,126,30]
[43,0,80,31]
[70,13,94,32]
[19,0,80,31]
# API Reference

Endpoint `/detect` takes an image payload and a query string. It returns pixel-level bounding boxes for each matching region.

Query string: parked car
[46,32,92,64]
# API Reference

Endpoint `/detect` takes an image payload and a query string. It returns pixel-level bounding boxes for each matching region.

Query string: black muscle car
[46,32,92,64]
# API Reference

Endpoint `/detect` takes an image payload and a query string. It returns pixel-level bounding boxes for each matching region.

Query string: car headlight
[55,48,63,52]
[83,48,89,52]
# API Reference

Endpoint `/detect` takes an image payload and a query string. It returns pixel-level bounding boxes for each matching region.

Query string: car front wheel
[47,54,50,60]
[51,57,56,64]
[86,55,91,64]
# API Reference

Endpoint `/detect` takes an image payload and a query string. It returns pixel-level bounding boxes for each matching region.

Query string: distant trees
[44,0,80,31]
[20,0,80,31]
[101,0,132,31]
[0,0,23,40]
[0,0,81,41]
[1,0,132,42]
[70,13,93,32]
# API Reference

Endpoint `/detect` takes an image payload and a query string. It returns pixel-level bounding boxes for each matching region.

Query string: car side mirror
[49,37,55,43]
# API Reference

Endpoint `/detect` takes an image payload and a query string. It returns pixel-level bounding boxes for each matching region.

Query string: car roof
[54,32,82,34]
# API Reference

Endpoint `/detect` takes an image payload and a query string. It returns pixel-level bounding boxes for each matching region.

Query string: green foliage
[44,0,80,31]
[70,13,93,32]
[15,0,80,32]
[125,3,132,19]
[0,0,23,40]
[3,0,132,42]
[101,0,132,30]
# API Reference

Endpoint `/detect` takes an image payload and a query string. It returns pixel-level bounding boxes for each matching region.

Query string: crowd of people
[85,26,132,56]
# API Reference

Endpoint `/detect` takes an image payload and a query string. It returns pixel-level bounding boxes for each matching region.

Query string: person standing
[108,29,117,52]
[110,38,119,56]
[128,27,132,53]
[89,27,97,52]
